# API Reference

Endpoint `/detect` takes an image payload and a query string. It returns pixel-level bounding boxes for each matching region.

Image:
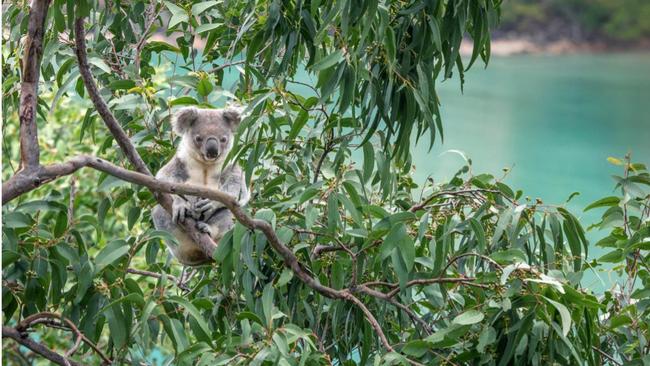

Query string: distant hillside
[497,0,650,48]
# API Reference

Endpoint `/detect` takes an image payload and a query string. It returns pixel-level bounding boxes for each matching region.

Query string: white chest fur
[177,140,223,187]
[187,159,221,186]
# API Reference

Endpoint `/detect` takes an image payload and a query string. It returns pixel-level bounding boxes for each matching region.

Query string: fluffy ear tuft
[222,107,243,129]
[172,107,198,134]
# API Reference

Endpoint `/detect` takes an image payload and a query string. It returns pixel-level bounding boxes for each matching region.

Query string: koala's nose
[205,138,219,159]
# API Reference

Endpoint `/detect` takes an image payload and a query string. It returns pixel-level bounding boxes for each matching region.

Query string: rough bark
[18,0,51,170]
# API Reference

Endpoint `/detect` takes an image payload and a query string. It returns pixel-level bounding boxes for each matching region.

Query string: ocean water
[412,53,650,260]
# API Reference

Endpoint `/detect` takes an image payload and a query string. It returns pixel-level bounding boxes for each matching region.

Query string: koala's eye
[219,136,227,143]
[194,135,203,143]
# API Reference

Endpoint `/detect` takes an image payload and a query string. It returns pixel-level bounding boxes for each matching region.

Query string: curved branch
[16,311,112,364]
[18,312,82,359]
[2,326,83,366]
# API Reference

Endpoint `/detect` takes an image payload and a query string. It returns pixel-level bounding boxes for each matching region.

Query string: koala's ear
[222,107,242,129]
[172,107,198,134]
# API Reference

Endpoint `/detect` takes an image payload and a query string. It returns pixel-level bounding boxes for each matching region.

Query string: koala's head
[172,106,242,164]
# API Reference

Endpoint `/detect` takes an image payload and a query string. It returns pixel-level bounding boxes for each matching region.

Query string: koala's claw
[194,198,224,218]
[196,222,213,235]
[172,200,192,224]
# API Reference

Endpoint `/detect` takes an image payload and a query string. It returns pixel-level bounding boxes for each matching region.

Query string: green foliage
[2,1,650,365]
[500,0,650,42]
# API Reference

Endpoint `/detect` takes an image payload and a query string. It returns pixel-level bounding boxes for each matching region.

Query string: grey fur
[222,107,242,128]
[172,107,199,134]
[170,158,189,181]
[152,107,249,266]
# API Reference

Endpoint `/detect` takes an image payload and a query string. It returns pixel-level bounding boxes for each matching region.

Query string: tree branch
[18,0,51,170]
[440,252,504,274]
[2,326,83,366]
[358,277,483,300]
[18,312,81,359]
[1,154,395,351]
[35,320,111,365]
[388,298,432,335]
[73,18,151,178]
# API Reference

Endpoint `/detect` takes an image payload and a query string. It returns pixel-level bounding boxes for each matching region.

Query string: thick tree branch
[18,0,51,170]
[2,326,83,366]
[73,17,218,260]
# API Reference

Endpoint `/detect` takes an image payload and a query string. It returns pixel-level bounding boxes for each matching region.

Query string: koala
[152,106,250,265]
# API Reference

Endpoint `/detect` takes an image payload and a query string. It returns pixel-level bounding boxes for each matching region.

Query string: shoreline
[461,38,650,56]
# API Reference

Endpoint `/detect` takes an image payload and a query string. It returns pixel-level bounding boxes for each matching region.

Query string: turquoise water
[412,53,650,250]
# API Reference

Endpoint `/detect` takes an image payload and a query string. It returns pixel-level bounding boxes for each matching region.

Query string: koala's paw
[194,198,224,219]
[172,199,192,224]
[196,222,213,236]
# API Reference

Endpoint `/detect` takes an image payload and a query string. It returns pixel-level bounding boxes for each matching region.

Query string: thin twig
[206,60,247,73]
[592,346,622,366]
[409,188,504,213]
[387,298,432,335]
[67,176,76,227]
[133,2,161,77]
[295,227,358,287]
[47,322,111,365]
[440,252,503,274]
[126,267,189,291]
